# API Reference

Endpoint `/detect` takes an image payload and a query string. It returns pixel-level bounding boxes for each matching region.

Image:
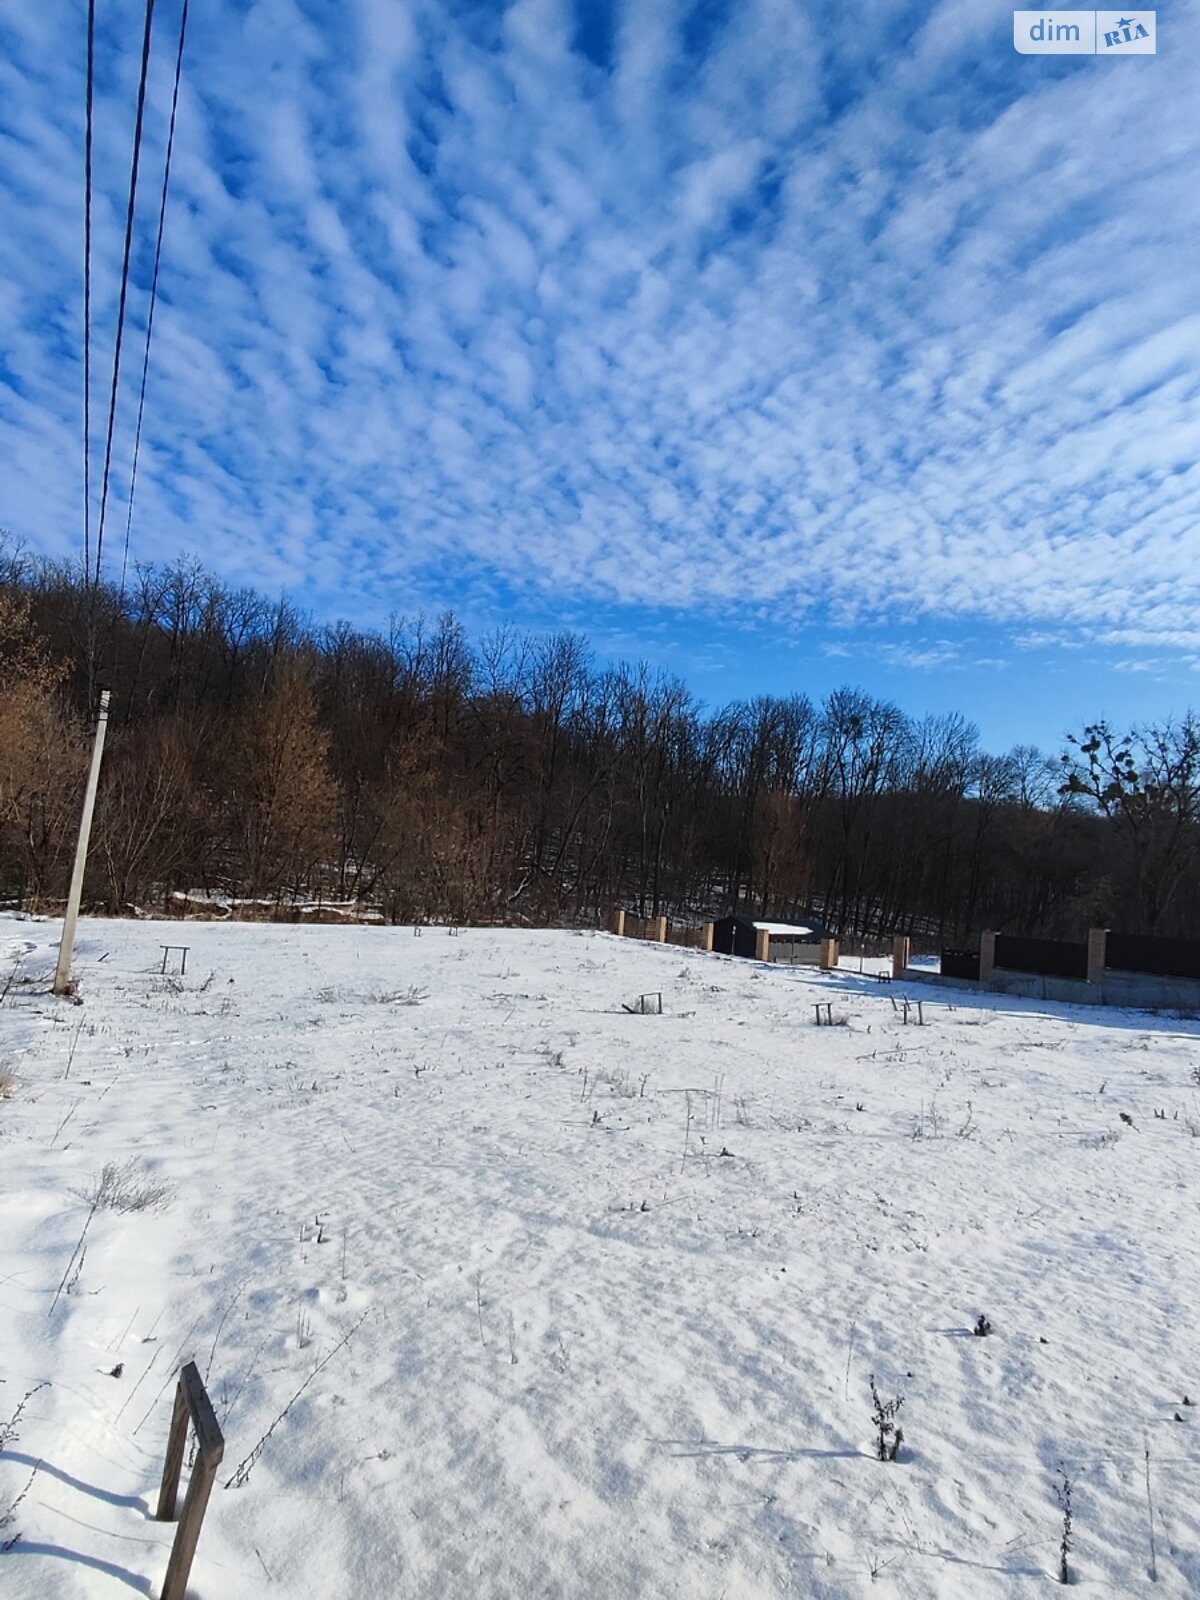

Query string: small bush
[82,1160,174,1214]
[591,1066,641,1098]
[1081,1130,1121,1150]
[0,1381,48,1451]
[869,1375,904,1462]
[1,1463,41,1552]
[1,1384,47,1547]
[1056,1472,1073,1584]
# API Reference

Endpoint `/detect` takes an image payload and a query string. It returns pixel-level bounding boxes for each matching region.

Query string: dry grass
[318,983,428,1005]
[369,985,428,1005]
[81,1159,175,1214]
[590,1065,643,1098]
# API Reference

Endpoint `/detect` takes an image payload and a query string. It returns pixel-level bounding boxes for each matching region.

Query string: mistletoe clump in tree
[1061,716,1200,934]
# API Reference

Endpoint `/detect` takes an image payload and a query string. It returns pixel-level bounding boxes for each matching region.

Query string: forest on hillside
[1,538,1197,941]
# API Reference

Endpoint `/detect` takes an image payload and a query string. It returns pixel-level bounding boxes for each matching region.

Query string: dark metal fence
[941,948,980,980]
[1106,932,1200,981]
[994,934,1088,980]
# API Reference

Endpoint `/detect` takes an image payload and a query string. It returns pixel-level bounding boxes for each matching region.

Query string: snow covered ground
[2,915,1199,1598]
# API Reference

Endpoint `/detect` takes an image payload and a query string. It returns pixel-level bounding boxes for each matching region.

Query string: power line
[121,0,189,593]
[93,0,158,589]
[83,0,96,580]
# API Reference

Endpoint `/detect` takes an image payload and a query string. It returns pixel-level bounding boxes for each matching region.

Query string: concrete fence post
[702,922,714,952]
[820,938,838,971]
[1087,927,1108,984]
[979,930,996,983]
[892,935,910,978]
[755,928,771,962]
[611,908,626,937]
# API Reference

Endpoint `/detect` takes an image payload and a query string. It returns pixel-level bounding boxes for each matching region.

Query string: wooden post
[1086,927,1108,985]
[654,915,667,943]
[157,1362,225,1600]
[702,922,714,952]
[820,938,838,970]
[161,1455,220,1600]
[892,936,910,979]
[156,1381,190,1520]
[611,908,626,937]
[755,928,770,962]
[979,930,996,983]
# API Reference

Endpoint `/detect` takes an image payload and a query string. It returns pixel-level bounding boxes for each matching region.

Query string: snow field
[2,916,1200,1597]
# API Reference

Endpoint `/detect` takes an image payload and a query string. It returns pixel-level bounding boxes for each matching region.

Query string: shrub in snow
[589,1065,642,1098]
[0,1382,48,1451]
[869,1375,904,1462]
[1,1464,40,1552]
[82,1159,174,1214]
[1056,1472,1073,1584]
[0,1383,48,1551]
[1081,1130,1121,1150]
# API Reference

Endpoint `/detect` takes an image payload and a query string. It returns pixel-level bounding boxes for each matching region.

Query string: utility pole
[53,688,111,996]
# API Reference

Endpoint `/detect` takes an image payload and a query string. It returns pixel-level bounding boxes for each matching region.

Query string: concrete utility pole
[53,688,111,996]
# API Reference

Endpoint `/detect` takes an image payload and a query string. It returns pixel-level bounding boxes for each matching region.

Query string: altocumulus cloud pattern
[1,0,1198,663]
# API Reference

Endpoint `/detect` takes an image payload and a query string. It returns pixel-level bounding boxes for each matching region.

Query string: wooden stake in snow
[157,1361,224,1600]
[53,688,111,996]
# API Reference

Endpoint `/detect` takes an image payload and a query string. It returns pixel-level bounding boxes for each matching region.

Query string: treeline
[1,540,1197,939]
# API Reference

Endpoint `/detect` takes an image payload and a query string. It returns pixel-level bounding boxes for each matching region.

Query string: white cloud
[0,0,1197,676]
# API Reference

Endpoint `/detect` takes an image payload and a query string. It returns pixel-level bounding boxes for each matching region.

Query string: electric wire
[83,0,96,579]
[120,0,189,593]
[93,0,158,588]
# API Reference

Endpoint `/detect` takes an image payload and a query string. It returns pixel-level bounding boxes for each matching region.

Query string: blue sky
[1,0,1198,752]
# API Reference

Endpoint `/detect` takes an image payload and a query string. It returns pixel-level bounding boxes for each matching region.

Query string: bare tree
[0,592,86,905]
[1061,717,1200,931]
[226,662,336,902]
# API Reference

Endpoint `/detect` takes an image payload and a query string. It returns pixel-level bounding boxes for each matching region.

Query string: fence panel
[941,948,980,980]
[994,934,1087,980]
[1106,932,1200,981]
[768,943,822,965]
